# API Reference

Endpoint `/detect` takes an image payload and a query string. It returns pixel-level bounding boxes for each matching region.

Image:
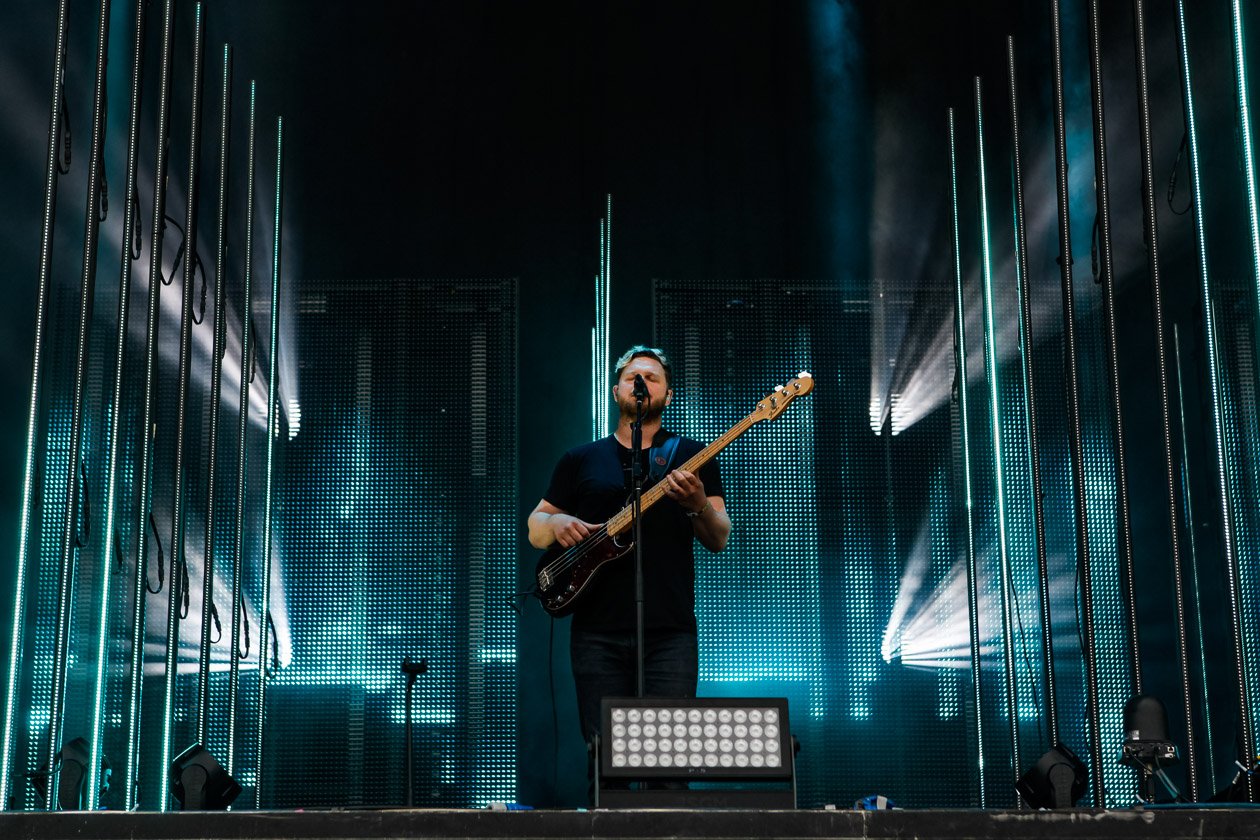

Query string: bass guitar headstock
[750,372,814,423]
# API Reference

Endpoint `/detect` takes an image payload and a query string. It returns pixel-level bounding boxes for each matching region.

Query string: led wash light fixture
[595,697,796,808]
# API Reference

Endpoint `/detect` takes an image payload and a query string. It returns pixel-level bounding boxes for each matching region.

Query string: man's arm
[662,469,731,552]
[527,498,601,549]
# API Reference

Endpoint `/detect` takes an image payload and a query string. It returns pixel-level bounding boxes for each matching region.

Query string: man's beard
[618,395,665,423]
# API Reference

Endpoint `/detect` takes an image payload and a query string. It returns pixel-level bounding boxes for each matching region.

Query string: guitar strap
[647,432,683,485]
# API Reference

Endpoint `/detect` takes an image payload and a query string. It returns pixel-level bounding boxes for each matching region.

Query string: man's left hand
[663,469,707,513]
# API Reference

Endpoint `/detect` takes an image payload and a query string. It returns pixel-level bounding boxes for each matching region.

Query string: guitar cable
[548,616,559,799]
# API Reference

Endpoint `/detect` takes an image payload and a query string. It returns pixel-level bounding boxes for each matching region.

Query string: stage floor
[2,806,1259,840]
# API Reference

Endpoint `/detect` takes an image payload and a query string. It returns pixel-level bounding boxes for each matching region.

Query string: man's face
[613,356,672,419]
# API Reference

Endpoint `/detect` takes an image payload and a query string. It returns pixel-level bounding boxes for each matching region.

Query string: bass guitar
[534,372,814,617]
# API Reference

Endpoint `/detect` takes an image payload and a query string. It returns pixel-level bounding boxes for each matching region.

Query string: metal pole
[0,0,69,811]
[948,107,986,808]
[90,0,148,804]
[1231,0,1260,353]
[1173,324,1216,785]
[595,219,605,438]
[48,0,111,810]
[604,194,612,434]
[973,76,1022,795]
[196,41,232,747]
[1175,0,1255,801]
[254,115,284,808]
[1049,0,1105,806]
[1007,35,1058,749]
[226,81,257,778]
[90,0,147,805]
[1086,0,1142,698]
[125,0,177,810]
[159,3,205,810]
[1131,0,1198,801]
[1229,0,1260,796]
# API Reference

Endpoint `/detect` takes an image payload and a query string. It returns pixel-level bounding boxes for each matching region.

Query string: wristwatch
[686,500,713,519]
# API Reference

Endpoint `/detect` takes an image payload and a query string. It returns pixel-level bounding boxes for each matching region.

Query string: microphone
[402,656,429,676]
[633,374,649,402]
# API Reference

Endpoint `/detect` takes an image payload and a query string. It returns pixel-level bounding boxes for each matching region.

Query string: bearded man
[527,345,731,779]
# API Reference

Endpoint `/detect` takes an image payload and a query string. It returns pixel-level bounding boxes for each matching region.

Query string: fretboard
[606,413,755,536]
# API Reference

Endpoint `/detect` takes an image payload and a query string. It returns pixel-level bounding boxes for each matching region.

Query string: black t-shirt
[542,430,724,633]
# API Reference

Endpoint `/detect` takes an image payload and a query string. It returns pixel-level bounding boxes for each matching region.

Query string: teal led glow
[938,670,960,719]
[0,4,71,805]
[598,196,613,436]
[88,0,150,801]
[1233,0,1260,321]
[195,41,233,750]
[1225,0,1260,762]
[267,275,519,807]
[1177,0,1254,766]
[88,389,121,803]
[974,77,1021,775]
[651,288,828,727]
[1173,325,1218,777]
[255,114,285,808]
[127,0,178,808]
[591,327,599,435]
[604,195,612,434]
[158,4,204,811]
[227,79,258,778]
[948,107,985,804]
[592,205,611,438]
[44,0,119,807]
[694,393,825,716]
[1009,151,1045,729]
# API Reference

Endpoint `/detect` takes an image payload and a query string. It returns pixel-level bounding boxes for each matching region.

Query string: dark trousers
[570,628,698,801]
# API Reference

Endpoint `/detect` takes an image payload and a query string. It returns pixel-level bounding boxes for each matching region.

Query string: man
[527,345,731,777]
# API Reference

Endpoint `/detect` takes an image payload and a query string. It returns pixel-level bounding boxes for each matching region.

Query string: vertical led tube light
[948,107,986,807]
[159,3,205,811]
[591,325,598,437]
[196,43,232,745]
[47,0,112,809]
[1176,0,1255,800]
[1173,325,1217,780]
[1050,0,1105,804]
[227,81,258,777]
[125,0,177,809]
[602,195,612,433]
[1086,0,1142,701]
[255,115,284,808]
[90,0,147,804]
[1232,0,1260,327]
[1007,36,1057,748]
[1230,1,1260,774]
[1131,0,1197,801]
[593,215,608,438]
[605,194,612,421]
[974,77,1022,791]
[1,0,69,810]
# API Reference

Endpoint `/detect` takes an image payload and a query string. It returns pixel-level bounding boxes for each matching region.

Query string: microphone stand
[401,655,428,806]
[630,392,646,698]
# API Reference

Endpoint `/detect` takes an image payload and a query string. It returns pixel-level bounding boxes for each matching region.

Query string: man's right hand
[528,499,602,550]
[549,513,599,548]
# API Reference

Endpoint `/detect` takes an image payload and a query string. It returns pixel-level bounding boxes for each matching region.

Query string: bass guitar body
[535,533,633,618]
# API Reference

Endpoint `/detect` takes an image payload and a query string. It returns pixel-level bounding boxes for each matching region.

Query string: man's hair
[613,345,673,389]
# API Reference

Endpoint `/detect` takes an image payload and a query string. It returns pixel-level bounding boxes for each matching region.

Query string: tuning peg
[774,385,784,392]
